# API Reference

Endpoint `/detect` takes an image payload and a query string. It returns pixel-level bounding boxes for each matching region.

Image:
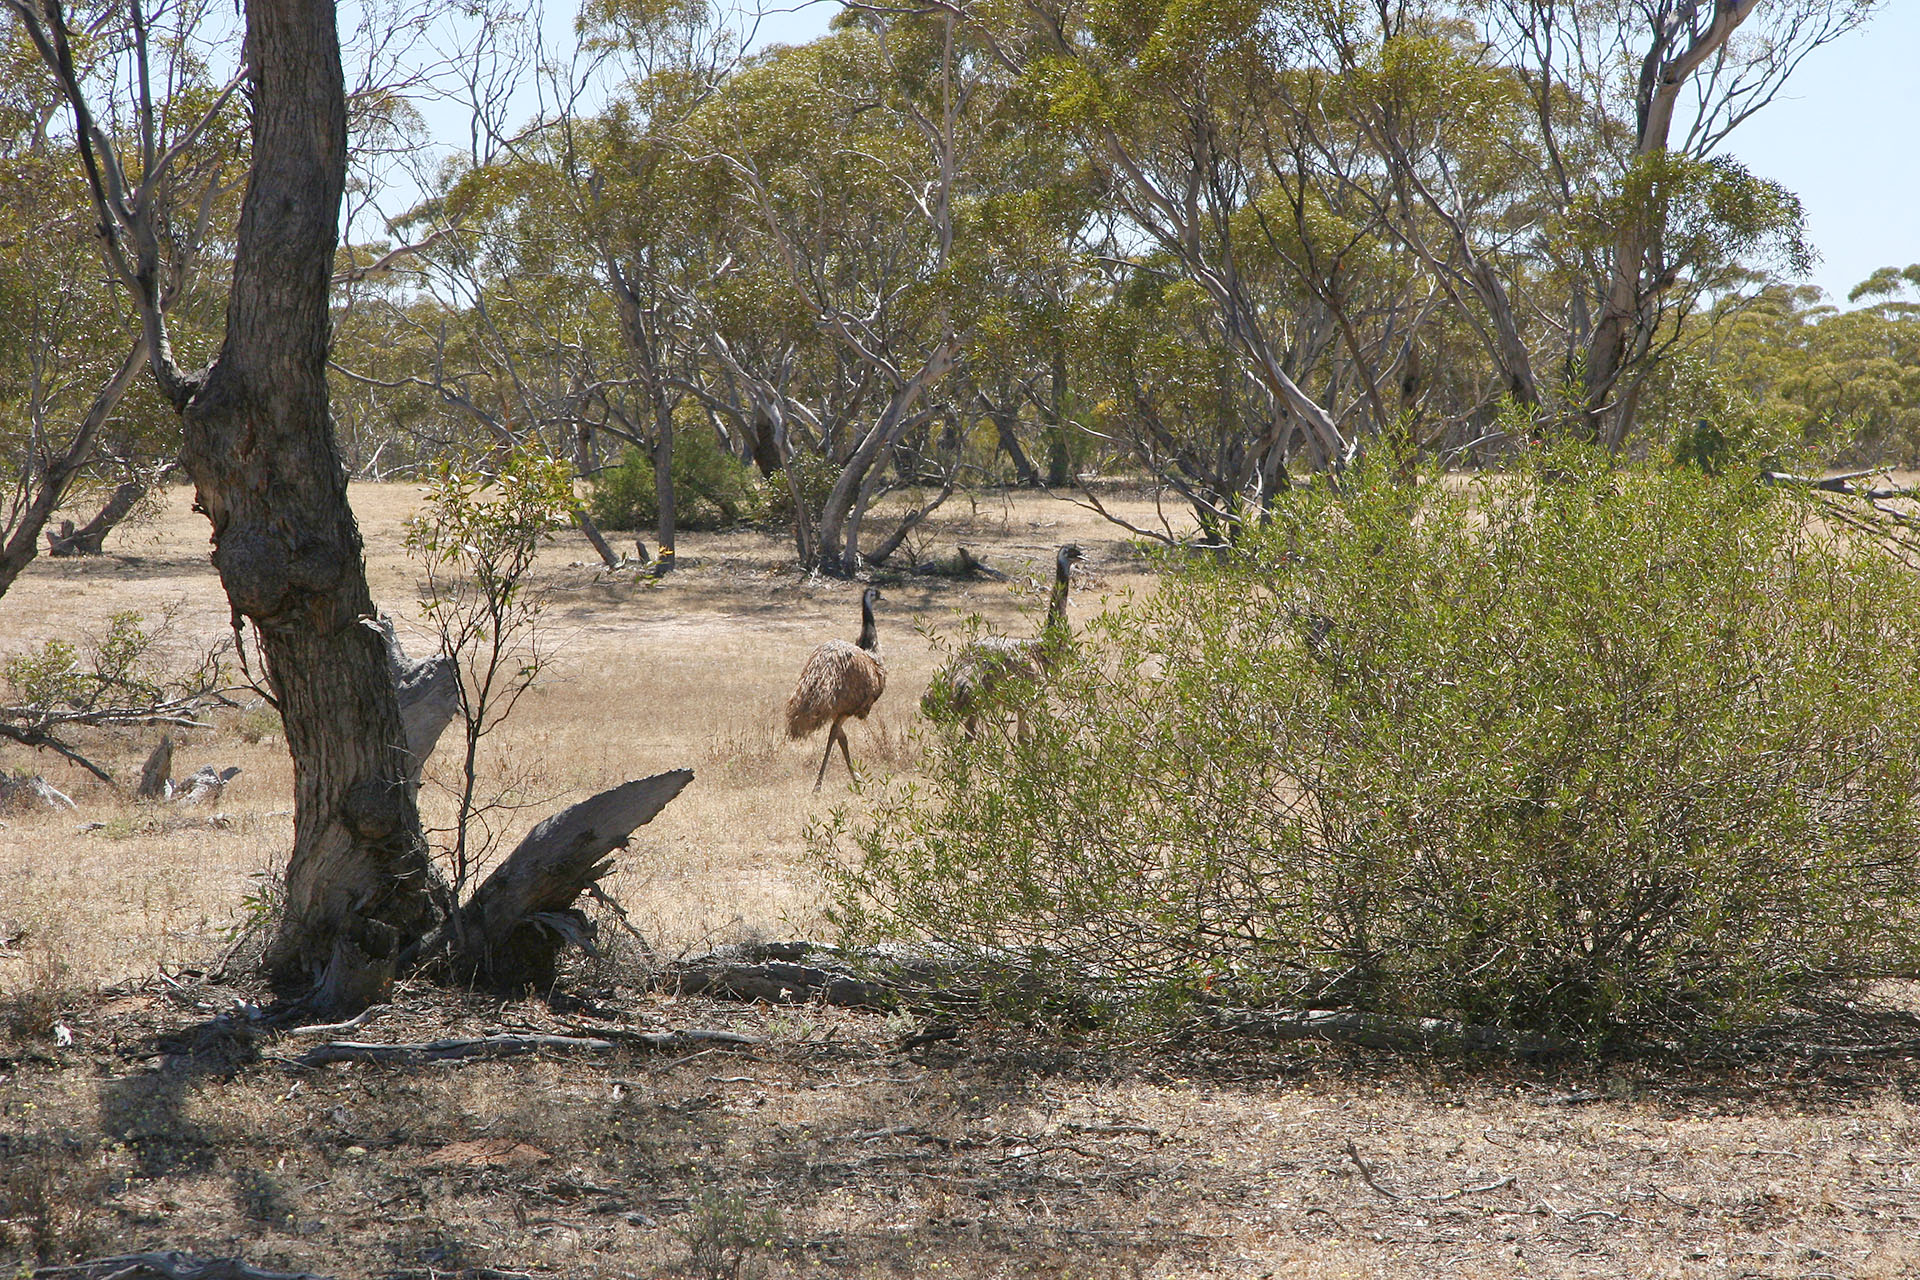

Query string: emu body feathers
[786,586,886,790]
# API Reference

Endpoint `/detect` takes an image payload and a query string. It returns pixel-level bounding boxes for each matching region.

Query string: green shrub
[587,430,765,532]
[824,445,1920,1044]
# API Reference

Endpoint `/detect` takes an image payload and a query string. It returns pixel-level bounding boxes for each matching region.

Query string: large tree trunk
[174,0,432,1013]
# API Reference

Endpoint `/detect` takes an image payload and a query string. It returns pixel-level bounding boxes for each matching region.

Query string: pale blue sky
[1723,1,1920,304]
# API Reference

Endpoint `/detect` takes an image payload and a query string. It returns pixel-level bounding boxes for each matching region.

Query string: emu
[923,544,1084,737]
[786,585,887,791]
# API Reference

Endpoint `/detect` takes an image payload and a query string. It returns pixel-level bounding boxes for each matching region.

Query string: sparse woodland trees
[307,0,1900,561]
[0,0,242,595]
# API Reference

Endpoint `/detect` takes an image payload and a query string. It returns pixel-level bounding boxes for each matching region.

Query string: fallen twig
[286,1005,387,1037]
[1343,1139,1402,1201]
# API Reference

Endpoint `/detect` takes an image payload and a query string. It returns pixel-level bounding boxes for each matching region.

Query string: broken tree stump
[418,769,694,988]
[136,734,175,800]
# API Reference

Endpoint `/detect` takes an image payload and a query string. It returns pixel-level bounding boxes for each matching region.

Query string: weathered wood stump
[413,769,694,989]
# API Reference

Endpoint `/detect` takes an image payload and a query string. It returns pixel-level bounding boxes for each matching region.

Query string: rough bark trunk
[988,401,1039,488]
[173,0,433,1012]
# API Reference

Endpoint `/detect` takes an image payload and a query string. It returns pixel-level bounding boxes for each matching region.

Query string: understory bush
[824,445,1920,1044]
[587,430,765,533]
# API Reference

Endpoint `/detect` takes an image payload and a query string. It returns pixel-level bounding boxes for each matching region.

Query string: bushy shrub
[587,430,765,533]
[824,446,1920,1044]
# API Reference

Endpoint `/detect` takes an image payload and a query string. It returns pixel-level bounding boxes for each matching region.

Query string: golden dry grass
[7,481,1920,1279]
[0,482,1165,985]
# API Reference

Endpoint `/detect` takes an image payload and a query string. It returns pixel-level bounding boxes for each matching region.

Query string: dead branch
[428,770,694,987]
[292,1033,618,1066]
[286,1005,389,1037]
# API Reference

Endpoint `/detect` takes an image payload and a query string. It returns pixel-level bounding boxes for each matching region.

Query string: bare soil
[5,485,1920,1278]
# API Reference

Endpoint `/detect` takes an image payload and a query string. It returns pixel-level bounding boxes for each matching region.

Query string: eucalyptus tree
[560,0,759,569]
[10,0,438,1010]
[1472,0,1867,445]
[1708,266,1920,462]
[950,0,1871,494]
[683,8,1019,575]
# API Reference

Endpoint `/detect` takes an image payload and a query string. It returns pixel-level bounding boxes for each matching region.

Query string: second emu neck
[857,597,880,653]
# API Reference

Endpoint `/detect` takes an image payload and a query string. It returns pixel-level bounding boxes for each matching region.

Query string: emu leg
[836,722,857,780]
[813,720,843,791]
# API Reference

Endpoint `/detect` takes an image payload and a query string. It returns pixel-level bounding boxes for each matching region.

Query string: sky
[1720,1,1920,304]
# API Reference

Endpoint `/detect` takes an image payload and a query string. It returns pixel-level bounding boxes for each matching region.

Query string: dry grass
[6,482,1920,1277]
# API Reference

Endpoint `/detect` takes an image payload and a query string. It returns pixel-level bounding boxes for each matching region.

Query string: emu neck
[1043,564,1071,632]
[857,598,880,653]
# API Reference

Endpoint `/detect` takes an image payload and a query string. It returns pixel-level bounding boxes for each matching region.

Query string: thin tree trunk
[816,342,956,576]
[1043,345,1072,488]
[174,0,433,1012]
[575,508,620,568]
[652,396,677,571]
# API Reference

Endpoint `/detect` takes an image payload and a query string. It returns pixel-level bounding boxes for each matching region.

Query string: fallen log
[0,773,76,813]
[290,1026,760,1068]
[912,545,1010,580]
[173,764,241,805]
[1211,1008,1572,1059]
[661,940,1055,1013]
[31,1252,330,1280]
[660,940,1576,1059]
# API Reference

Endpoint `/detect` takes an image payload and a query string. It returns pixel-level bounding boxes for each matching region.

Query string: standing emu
[923,544,1084,737]
[786,586,887,791]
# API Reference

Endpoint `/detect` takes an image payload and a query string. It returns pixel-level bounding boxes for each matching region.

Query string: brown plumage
[786,585,887,790]
[923,544,1084,737]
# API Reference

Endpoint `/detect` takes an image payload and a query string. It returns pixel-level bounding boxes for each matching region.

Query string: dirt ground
[6,484,1920,1278]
